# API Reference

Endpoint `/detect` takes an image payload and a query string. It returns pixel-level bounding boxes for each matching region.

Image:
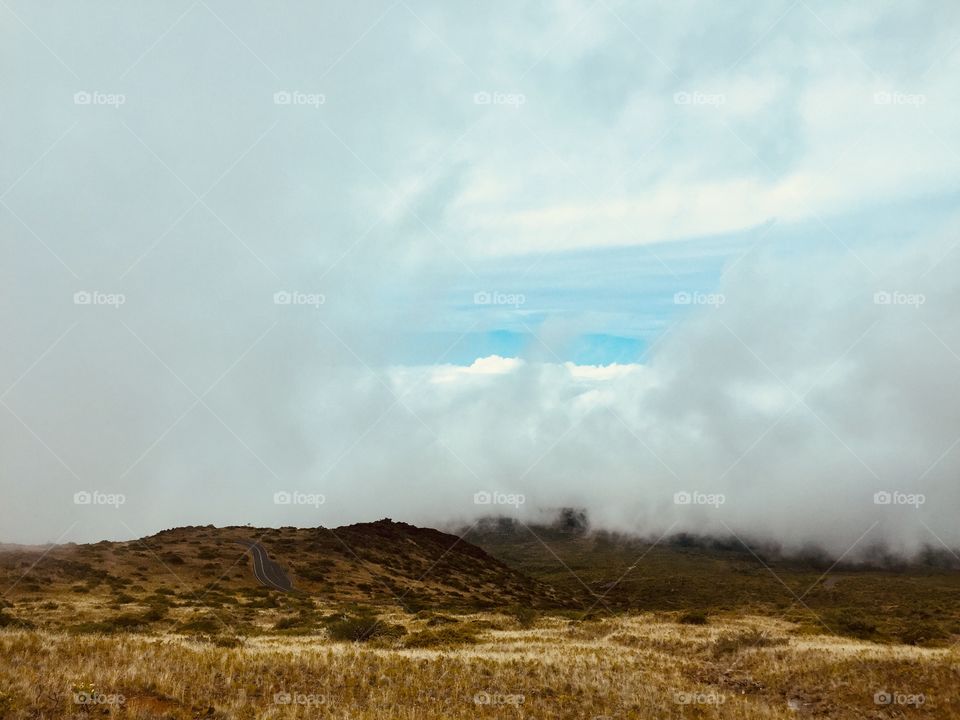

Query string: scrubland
[0,610,956,719]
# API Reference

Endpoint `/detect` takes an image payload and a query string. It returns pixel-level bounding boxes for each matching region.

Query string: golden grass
[0,612,955,719]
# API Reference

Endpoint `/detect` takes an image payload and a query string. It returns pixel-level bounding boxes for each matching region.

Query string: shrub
[141,605,168,622]
[678,610,709,625]
[509,606,540,629]
[711,629,786,657]
[833,611,877,640]
[403,625,479,648]
[197,634,245,648]
[0,611,30,628]
[900,621,949,646]
[70,609,159,634]
[326,615,406,643]
[273,614,314,631]
[178,615,221,634]
[425,614,459,627]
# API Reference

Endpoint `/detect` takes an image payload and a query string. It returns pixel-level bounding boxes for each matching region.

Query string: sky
[2,0,960,557]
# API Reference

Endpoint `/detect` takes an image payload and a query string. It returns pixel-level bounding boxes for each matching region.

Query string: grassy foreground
[0,611,955,719]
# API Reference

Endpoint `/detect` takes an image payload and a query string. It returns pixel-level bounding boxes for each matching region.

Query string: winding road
[236,540,293,591]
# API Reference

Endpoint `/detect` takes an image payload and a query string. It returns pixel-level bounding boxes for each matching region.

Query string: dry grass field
[0,610,957,719]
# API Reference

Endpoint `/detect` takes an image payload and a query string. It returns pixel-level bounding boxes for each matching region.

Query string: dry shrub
[711,628,787,657]
[403,625,479,648]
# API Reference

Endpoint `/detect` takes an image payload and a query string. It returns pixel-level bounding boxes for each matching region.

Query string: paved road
[237,540,293,591]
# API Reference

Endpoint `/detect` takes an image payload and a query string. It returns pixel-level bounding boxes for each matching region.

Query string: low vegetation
[1,521,958,718]
[0,612,955,719]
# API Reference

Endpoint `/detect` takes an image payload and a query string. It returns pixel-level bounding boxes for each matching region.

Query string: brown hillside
[0,520,571,634]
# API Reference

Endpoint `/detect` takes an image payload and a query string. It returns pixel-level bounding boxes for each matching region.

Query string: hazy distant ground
[463,520,960,648]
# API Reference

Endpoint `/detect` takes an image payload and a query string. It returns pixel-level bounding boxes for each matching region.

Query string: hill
[0,519,572,634]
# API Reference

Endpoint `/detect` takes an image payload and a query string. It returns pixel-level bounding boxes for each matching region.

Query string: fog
[2,1,959,558]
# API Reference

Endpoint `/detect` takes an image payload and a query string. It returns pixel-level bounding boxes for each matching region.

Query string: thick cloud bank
[5,220,958,559]
[386,232,960,559]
